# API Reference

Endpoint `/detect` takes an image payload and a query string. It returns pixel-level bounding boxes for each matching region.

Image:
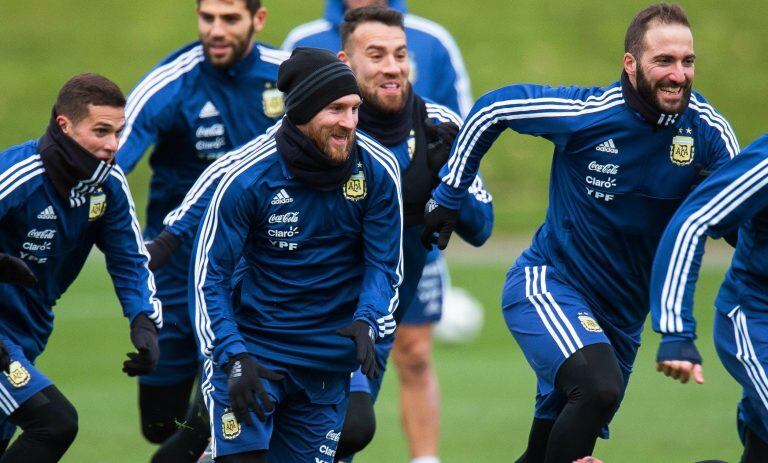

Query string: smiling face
[339,21,410,114]
[197,0,266,69]
[298,94,362,164]
[624,21,694,114]
[57,104,125,163]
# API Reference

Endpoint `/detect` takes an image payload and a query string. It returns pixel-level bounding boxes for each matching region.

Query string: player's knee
[31,392,79,449]
[558,344,623,415]
[142,421,175,444]
[337,392,376,458]
[393,335,432,377]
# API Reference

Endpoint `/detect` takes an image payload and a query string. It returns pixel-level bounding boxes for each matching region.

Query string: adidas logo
[271,189,293,205]
[198,101,220,119]
[596,139,619,154]
[37,206,57,220]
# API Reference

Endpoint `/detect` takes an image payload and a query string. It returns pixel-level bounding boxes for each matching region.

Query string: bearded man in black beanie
[0,73,162,462]
[189,47,403,463]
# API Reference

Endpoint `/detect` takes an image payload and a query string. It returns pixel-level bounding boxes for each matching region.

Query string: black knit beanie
[277,47,360,125]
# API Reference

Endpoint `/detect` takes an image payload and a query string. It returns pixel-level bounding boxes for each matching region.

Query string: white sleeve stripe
[0,158,44,201]
[281,20,333,50]
[426,102,462,125]
[689,98,739,158]
[0,154,41,186]
[445,91,624,187]
[192,148,276,357]
[109,168,163,327]
[164,122,281,226]
[256,45,290,62]
[660,158,768,333]
[732,311,768,411]
[356,134,404,336]
[0,383,19,415]
[404,15,473,117]
[444,88,622,178]
[119,47,205,147]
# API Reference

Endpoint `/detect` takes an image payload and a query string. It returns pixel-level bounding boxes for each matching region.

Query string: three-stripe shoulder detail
[0,154,44,201]
[689,95,740,159]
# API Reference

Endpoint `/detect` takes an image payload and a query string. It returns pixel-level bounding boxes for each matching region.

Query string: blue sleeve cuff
[656,339,702,364]
[432,183,466,211]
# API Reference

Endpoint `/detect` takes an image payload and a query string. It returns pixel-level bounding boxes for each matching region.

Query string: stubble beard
[636,65,692,114]
[202,25,254,69]
[360,81,409,115]
[307,124,355,165]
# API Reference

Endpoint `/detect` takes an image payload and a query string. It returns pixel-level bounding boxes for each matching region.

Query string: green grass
[3,1,762,460]
[39,256,741,462]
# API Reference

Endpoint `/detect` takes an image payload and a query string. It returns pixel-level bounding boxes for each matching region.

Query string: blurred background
[2,1,767,461]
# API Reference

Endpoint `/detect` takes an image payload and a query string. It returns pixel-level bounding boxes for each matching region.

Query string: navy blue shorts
[714,304,768,445]
[502,264,639,424]
[202,357,348,461]
[0,336,53,440]
[139,302,199,386]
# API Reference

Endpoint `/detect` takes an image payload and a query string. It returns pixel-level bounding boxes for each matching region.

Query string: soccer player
[282,0,472,117]
[335,7,493,463]
[192,48,402,462]
[115,0,287,459]
[421,4,738,462]
[649,134,768,463]
[0,73,162,462]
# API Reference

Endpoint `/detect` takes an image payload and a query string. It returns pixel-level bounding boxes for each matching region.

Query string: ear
[338,50,350,66]
[623,52,637,77]
[252,7,267,33]
[56,115,71,134]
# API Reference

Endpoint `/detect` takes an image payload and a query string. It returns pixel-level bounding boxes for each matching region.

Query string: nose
[104,134,119,153]
[210,18,226,38]
[338,108,357,131]
[669,62,687,84]
[381,54,400,76]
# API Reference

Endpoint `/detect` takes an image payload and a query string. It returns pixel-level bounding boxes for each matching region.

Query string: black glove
[336,320,378,380]
[0,338,10,373]
[420,199,459,250]
[225,353,285,425]
[424,119,460,186]
[122,313,160,377]
[0,253,37,287]
[144,229,181,271]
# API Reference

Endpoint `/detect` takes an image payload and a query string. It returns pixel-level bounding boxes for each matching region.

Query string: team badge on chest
[343,168,367,202]
[670,135,695,166]
[407,130,416,159]
[4,361,31,388]
[221,410,241,440]
[262,84,285,118]
[89,190,107,221]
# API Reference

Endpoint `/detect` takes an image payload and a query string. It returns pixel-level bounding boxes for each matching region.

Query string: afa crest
[221,410,241,440]
[262,85,285,118]
[88,190,107,221]
[4,361,31,388]
[577,313,603,333]
[343,170,367,202]
[670,135,695,166]
[407,130,416,159]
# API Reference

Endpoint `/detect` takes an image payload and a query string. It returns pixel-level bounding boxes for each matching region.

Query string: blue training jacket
[281,0,473,117]
[433,80,738,334]
[650,134,768,351]
[0,141,162,360]
[191,130,402,371]
[116,41,288,305]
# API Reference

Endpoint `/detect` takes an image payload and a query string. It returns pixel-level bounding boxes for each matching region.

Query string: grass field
[2,0,764,461]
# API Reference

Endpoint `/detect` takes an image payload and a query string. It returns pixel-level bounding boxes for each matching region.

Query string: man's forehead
[327,94,362,107]
[84,105,125,123]
[351,22,406,49]
[198,0,248,14]
[642,21,693,54]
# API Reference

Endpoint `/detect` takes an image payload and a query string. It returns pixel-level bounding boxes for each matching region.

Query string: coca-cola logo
[268,212,299,224]
[588,161,619,175]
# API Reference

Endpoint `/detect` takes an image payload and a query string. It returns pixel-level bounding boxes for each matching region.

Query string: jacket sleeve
[356,145,404,339]
[163,121,281,241]
[455,174,494,247]
[95,168,163,328]
[650,135,768,345]
[191,168,257,365]
[690,94,740,171]
[433,83,618,210]
[115,49,201,174]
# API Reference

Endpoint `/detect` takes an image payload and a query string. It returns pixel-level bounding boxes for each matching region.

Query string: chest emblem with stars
[670,127,695,166]
[343,163,367,201]
[262,83,285,118]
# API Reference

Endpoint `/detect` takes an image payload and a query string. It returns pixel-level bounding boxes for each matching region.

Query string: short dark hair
[196,0,262,15]
[54,73,126,123]
[624,3,690,57]
[340,6,404,50]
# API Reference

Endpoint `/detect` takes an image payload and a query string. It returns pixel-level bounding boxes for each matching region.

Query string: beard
[306,123,355,164]
[202,26,254,69]
[360,81,410,115]
[636,65,692,114]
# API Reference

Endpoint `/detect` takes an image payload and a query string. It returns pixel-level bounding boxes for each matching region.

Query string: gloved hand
[225,353,285,425]
[123,313,160,377]
[0,253,37,287]
[424,119,460,186]
[336,320,378,380]
[144,229,181,271]
[420,199,459,250]
[0,338,10,373]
